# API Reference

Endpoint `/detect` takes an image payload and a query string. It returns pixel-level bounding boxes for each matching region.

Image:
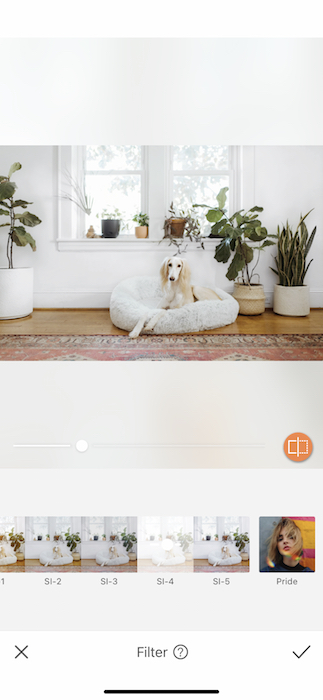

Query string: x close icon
[15,645,28,659]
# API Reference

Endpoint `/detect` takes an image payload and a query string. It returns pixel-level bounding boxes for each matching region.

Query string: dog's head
[160,257,191,287]
[53,546,61,554]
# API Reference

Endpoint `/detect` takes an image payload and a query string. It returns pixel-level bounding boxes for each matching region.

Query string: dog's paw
[129,329,139,339]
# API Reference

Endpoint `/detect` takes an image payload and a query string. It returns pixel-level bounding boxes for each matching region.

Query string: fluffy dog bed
[39,552,73,566]
[110,276,239,334]
[152,554,186,566]
[208,552,242,567]
[96,552,129,566]
[0,547,17,565]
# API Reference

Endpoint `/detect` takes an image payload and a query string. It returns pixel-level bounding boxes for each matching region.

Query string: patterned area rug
[194,565,249,573]
[0,334,322,360]
[0,565,25,573]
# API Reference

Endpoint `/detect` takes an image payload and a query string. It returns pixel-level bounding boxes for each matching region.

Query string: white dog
[129,257,220,338]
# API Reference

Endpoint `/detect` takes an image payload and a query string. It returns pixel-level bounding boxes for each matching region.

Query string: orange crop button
[284,432,313,462]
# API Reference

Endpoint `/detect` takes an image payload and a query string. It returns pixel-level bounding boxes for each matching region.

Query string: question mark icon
[173,644,188,659]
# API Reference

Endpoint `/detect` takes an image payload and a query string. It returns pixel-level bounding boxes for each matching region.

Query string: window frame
[57,145,242,250]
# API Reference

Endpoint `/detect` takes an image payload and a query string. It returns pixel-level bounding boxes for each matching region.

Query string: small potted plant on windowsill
[214,534,218,541]
[93,533,99,541]
[133,212,149,239]
[110,532,119,542]
[233,529,250,561]
[97,208,127,238]
[162,202,204,254]
[0,163,42,320]
[120,528,137,561]
[194,187,276,315]
[9,529,25,561]
[102,534,106,541]
[37,535,43,541]
[271,211,316,316]
[205,533,211,541]
[46,534,50,541]
[53,533,60,541]
[65,529,81,561]
[177,529,194,561]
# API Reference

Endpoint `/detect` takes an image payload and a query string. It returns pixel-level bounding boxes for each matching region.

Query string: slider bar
[104,692,219,695]
[94,444,264,448]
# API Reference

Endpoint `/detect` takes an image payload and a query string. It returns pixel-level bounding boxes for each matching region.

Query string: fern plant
[270,211,316,286]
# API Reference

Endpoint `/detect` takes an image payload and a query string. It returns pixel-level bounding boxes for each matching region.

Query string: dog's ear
[160,257,170,286]
[179,258,191,290]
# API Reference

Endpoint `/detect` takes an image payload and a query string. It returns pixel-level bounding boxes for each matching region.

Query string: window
[84,145,145,233]
[83,516,130,541]
[57,146,239,247]
[171,145,232,235]
[0,516,16,537]
[138,516,193,542]
[195,516,244,542]
[25,517,73,541]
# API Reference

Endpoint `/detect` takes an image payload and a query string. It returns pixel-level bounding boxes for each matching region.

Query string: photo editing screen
[0,27,323,700]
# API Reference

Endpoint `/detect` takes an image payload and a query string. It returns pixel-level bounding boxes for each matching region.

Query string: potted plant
[65,529,81,561]
[37,535,43,541]
[102,534,106,541]
[46,534,50,541]
[271,211,316,316]
[53,533,60,541]
[233,529,250,561]
[162,203,204,254]
[177,529,194,561]
[110,532,119,542]
[149,535,155,541]
[214,534,218,541]
[9,529,25,561]
[0,163,42,319]
[93,533,99,541]
[133,212,149,239]
[194,187,276,315]
[120,528,137,561]
[97,208,126,238]
[205,533,211,541]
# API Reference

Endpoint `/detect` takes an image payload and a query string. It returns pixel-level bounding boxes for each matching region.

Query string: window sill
[56,238,215,252]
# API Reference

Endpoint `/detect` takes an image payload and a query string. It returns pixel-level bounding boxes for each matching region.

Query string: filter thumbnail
[193,516,250,572]
[259,517,315,572]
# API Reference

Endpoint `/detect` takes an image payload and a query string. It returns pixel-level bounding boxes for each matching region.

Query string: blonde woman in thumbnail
[261,518,313,572]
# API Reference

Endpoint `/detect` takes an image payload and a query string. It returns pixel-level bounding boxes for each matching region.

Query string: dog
[0,546,6,559]
[221,546,232,560]
[129,257,221,338]
[52,546,64,559]
[108,546,119,559]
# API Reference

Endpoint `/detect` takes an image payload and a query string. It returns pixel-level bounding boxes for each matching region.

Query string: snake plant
[270,211,316,286]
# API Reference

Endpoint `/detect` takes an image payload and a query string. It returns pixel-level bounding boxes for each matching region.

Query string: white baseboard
[33,292,113,308]
[33,289,323,309]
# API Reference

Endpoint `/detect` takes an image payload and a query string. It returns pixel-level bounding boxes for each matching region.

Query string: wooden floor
[25,559,80,567]
[0,308,322,335]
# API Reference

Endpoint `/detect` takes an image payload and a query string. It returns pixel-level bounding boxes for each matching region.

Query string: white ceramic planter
[273,284,310,316]
[0,267,33,320]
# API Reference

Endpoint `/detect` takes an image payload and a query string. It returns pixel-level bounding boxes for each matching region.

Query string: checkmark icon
[293,645,311,659]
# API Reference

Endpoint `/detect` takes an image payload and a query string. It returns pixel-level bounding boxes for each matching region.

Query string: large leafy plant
[270,211,316,286]
[194,187,276,284]
[0,163,42,269]
[65,529,81,553]
[120,528,137,553]
[9,528,25,553]
[177,529,193,553]
[233,529,249,553]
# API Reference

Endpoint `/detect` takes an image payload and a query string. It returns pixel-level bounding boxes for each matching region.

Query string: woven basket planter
[232,282,266,315]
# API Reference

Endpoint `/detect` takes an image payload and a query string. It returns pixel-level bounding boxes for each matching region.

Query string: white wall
[1,145,322,308]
